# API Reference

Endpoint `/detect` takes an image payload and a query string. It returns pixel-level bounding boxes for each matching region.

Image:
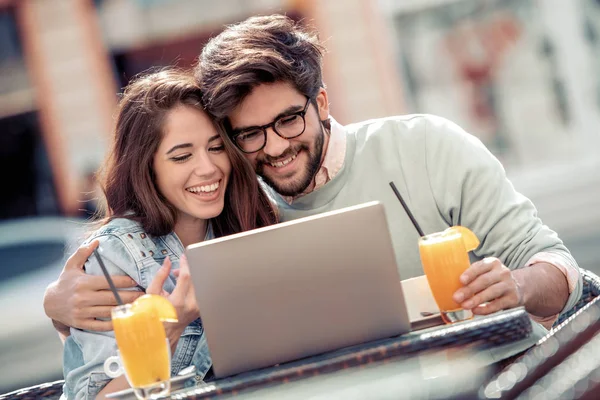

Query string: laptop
[186,201,435,378]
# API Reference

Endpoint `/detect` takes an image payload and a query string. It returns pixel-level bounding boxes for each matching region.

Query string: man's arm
[51,317,71,343]
[97,376,130,400]
[423,115,581,318]
[44,240,143,335]
[513,262,569,317]
[453,258,570,318]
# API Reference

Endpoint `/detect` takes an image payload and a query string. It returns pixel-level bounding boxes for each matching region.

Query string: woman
[62,69,277,399]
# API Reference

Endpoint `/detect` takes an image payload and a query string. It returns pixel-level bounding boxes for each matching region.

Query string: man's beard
[256,125,325,197]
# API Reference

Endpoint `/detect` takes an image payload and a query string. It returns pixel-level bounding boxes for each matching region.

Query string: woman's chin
[193,203,225,221]
[178,202,225,225]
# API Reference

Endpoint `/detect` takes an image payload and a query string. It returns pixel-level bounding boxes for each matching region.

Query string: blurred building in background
[1,0,598,216]
[2,0,598,217]
[385,0,600,169]
[2,0,599,249]
[379,0,600,270]
[0,0,406,219]
[0,0,599,392]
[2,0,600,265]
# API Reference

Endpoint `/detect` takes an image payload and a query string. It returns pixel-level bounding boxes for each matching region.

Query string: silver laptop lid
[186,201,410,377]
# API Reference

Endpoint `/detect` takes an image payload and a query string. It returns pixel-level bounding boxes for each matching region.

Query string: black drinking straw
[93,249,123,306]
[389,181,425,237]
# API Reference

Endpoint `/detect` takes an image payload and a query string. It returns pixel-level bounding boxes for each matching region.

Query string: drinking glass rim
[420,230,461,242]
[111,303,133,317]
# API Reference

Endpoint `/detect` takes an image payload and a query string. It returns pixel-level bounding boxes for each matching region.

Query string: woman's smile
[185,179,224,202]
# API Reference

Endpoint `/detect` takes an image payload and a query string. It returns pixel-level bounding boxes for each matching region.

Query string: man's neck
[279,116,347,204]
[303,126,331,195]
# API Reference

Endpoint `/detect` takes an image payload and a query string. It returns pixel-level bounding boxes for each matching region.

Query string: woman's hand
[146,255,200,350]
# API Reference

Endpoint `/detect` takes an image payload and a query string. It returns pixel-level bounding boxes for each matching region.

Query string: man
[45,15,580,351]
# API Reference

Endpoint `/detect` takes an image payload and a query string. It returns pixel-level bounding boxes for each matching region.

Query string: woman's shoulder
[83,218,147,242]
[85,218,181,265]
[83,218,147,253]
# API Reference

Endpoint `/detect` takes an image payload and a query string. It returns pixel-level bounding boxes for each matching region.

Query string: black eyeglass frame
[230,96,312,154]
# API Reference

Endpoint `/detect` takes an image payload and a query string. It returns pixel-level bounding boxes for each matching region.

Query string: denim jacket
[62,218,212,399]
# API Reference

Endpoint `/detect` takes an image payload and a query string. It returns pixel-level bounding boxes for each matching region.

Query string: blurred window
[0,7,31,98]
[0,112,59,220]
[0,7,59,219]
[0,241,65,282]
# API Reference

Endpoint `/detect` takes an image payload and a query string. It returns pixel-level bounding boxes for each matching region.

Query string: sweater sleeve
[422,115,582,315]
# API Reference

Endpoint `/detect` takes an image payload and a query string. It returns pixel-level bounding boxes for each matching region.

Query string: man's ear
[315,87,329,121]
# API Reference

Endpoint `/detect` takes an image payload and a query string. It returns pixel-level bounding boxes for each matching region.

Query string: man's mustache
[257,145,306,165]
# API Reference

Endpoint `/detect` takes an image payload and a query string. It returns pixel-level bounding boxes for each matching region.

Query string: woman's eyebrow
[208,134,221,144]
[166,143,193,154]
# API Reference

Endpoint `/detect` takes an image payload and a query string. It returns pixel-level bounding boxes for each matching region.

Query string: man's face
[228,82,330,197]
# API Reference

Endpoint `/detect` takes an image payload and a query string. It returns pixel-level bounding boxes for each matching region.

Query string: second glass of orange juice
[418,226,480,323]
[106,294,178,400]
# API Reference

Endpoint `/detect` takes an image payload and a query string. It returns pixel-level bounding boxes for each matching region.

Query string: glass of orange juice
[418,226,480,324]
[104,294,177,399]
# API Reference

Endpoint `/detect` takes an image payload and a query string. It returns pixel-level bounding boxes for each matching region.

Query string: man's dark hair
[196,14,326,123]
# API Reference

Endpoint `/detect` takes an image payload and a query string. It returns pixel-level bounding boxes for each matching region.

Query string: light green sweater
[270,114,581,319]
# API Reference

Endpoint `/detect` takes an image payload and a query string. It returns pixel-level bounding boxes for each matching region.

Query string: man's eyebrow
[232,103,305,132]
[166,143,193,154]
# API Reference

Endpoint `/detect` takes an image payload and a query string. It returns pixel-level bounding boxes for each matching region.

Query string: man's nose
[263,127,290,158]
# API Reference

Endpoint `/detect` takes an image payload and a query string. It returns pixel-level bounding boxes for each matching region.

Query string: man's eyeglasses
[231,97,311,154]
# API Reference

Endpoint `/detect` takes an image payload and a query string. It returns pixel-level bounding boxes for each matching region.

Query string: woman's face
[153,104,231,224]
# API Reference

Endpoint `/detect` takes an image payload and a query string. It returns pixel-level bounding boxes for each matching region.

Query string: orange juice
[418,226,479,323]
[112,304,170,387]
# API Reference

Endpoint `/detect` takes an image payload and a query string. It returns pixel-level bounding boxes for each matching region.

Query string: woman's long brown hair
[97,68,277,238]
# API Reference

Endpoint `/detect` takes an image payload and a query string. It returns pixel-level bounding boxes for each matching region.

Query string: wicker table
[0,307,533,400]
[170,307,532,399]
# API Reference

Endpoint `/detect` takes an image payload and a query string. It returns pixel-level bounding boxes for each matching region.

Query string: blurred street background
[0,0,599,393]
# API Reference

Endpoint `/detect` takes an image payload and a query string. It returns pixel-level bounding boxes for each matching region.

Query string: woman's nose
[194,154,218,177]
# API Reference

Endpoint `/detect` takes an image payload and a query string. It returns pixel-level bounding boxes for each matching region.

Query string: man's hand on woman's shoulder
[43,240,143,333]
